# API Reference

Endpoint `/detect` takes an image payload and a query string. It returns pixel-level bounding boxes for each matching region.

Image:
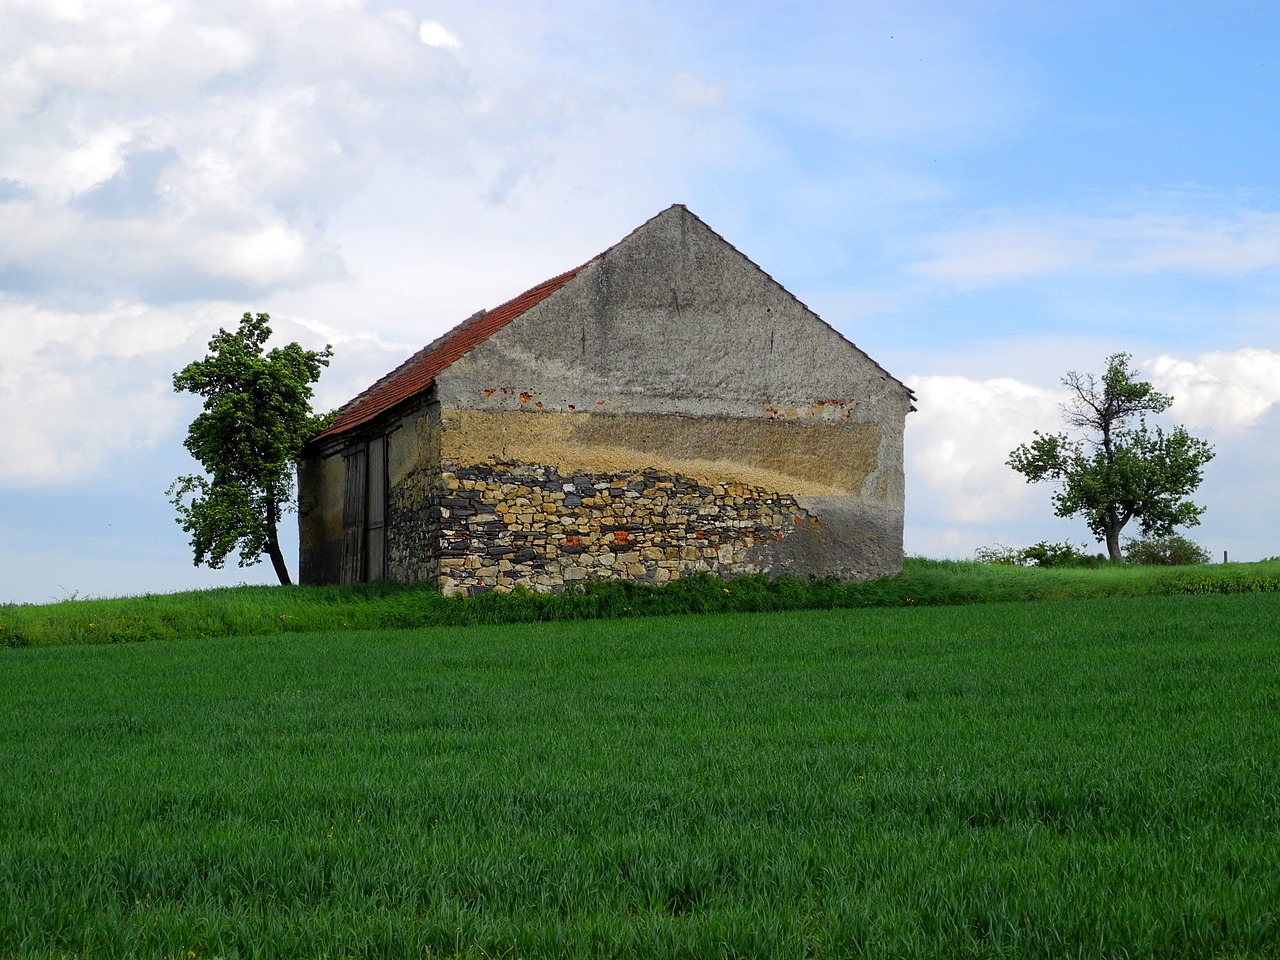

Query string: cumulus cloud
[0,0,471,302]
[1145,348,1280,432]
[0,302,197,486]
[0,295,409,488]
[905,374,1063,524]
[0,299,341,488]
[418,20,462,49]
[914,209,1280,285]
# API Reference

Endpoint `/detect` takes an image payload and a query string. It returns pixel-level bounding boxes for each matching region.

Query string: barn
[298,205,914,594]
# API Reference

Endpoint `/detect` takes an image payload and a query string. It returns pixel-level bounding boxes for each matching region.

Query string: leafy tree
[1123,533,1210,566]
[1007,353,1214,561]
[169,313,332,585]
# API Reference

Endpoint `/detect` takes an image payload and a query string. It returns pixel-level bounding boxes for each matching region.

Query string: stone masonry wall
[385,467,442,586]
[431,461,811,596]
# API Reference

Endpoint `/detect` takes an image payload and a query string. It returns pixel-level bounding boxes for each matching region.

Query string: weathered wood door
[365,435,387,581]
[340,437,388,584]
[340,445,366,584]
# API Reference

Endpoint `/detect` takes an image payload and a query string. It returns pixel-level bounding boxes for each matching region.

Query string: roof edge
[307,261,593,446]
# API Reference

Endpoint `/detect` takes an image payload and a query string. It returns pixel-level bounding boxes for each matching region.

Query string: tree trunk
[1104,523,1123,562]
[265,498,292,585]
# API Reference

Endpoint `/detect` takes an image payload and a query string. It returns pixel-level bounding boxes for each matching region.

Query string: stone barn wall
[298,204,913,590]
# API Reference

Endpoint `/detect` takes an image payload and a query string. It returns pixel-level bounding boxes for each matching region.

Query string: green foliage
[975,540,1107,568]
[1124,533,1211,566]
[1171,571,1280,594]
[1021,539,1109,567]
[169,313,332,585]
[1008,353,1214,560]
[972,543,1026,565]
[3,596,1279,957]
[7,559,1280,648]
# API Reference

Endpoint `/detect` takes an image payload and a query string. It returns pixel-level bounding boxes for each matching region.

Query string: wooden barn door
[340,436,388,584]
[341,445,366,584]
[365,435,387,581]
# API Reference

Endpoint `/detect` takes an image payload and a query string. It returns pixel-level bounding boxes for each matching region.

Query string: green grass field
[5,557,1280,648]
[3,592,1278,958]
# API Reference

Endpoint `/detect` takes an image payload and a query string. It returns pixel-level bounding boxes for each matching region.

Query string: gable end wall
[300,206,910,591]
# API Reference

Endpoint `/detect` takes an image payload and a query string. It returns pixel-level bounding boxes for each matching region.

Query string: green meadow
[2,586,1278,958]
[5,557,1280,648]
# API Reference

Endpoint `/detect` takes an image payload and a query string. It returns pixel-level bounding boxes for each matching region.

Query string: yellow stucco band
[439,410,881,497]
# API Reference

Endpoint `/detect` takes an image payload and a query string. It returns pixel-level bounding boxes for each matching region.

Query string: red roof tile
[310,261,592,445]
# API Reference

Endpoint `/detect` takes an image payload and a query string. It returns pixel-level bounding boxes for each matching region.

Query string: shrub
[973,544,1026,565]
[974,540,1106,568]
[1019,540,1107,568]
[1124,534,1210,566]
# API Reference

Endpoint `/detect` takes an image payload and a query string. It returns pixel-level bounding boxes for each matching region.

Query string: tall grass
[5,557,1280,648]
[2,594,1278,958]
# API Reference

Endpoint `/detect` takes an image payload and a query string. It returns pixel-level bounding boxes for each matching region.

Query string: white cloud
[0,295,413,488]
[0,0,1034,317]
[0,347,180,488]
[0,299,353,487]
[197,222,328,289]
[0,299,214,486]
[1145,348,1280,432]
[905,374,1063,524]
[418,20,461,49]
[0,0,470,301]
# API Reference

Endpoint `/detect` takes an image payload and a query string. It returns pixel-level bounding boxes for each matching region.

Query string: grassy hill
[2,590,1278,958]
[4,557,1280,648]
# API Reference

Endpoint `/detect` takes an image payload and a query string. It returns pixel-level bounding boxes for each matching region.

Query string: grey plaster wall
[433,204,912,581]
[437,206,910,421]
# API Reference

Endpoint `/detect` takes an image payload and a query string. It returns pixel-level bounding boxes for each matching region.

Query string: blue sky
[2,0,1278,603]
